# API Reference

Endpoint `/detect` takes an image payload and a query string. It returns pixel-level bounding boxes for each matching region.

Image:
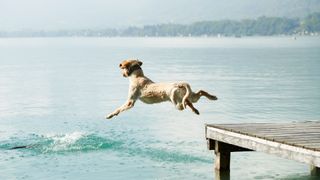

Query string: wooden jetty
[205,122,320,179]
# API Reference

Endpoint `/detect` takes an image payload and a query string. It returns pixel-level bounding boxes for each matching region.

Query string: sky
[0,0,320,31]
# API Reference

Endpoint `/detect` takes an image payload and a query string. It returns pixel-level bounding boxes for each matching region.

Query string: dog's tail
[180,83,191,109]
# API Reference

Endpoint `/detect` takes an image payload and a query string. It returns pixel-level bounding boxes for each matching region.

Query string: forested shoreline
[1,12,319,37]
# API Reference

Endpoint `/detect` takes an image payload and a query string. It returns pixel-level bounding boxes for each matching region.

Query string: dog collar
[128,64,142,76]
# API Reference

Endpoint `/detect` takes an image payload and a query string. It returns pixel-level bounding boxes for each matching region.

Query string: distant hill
[138,0,320,24]
[120,13,320,37]
[1,12,319,37]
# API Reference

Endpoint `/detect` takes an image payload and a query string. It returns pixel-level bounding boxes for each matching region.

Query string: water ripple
[0,132,211,164]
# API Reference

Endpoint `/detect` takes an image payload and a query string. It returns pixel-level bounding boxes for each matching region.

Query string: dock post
[214,150,230,171]
[214,141,230,180]
[311,165,320,176]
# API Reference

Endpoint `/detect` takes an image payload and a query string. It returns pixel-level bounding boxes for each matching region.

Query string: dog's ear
[119,60,130,69]
[137,60,143,66]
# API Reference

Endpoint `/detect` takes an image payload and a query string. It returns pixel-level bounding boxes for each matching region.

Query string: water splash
[0,132,211,164]
[0,132,122,153]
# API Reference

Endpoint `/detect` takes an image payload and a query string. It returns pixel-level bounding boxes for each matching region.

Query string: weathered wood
[215,169,230,180]
[214,150,230,171]
[212,141,253,180]
[206,122,320,152]
[215,122,319,128]
[214,141,230,170]
[206,126,320,167]
[209,123,320,136]
[207,139,252,152]
[206,122,320,171]
[207,139,215,150]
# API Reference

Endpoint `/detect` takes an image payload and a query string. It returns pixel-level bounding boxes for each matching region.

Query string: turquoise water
[0,37,319,180]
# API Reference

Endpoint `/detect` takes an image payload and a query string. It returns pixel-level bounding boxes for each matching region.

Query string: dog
[106,59,217,119]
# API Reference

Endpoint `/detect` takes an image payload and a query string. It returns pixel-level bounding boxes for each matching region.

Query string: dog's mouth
[121,64,141,78]
[122,70,129,77]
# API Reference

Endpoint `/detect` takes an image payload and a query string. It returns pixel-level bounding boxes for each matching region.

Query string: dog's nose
[119,64,122,68]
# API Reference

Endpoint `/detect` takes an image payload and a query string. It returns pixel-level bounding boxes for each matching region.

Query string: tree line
[1,12,319,37]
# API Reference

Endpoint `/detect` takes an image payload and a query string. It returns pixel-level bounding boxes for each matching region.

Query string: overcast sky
[1,0,319,31]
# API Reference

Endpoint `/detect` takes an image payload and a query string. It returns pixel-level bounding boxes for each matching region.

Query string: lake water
[0,37,319,180]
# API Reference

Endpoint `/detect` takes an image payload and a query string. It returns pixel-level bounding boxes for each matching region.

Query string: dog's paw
[106,114,114,119]
[208,95,218,100]
[193,109,200,115]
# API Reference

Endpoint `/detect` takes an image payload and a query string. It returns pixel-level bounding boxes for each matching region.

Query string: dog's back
[139,82,174,104]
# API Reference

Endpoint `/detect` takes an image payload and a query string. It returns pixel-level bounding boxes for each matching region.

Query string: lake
[0,37,319,179]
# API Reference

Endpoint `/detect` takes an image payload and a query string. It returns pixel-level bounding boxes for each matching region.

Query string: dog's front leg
[106,99,135,119]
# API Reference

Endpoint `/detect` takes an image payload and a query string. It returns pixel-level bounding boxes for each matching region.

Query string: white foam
[44,132,87,152]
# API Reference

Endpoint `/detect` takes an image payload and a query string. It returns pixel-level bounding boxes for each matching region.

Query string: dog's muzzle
[127,64,141,76]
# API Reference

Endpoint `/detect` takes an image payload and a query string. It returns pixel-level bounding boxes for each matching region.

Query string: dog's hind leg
[185,99,199,115]
[190,90,217,103]
[175,103,184,110]
[171,97,184,111]
[170,87,185,111]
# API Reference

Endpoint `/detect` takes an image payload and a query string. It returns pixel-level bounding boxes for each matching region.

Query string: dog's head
[119,59,143,77]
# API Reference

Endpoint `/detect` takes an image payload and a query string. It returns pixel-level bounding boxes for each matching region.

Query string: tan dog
[106,59,217,119]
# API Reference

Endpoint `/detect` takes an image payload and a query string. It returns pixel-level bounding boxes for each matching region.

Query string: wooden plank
[233,132,320,137]
[264,137,320,142]
[207,122,320,133]
[208,122,320,129]
[259,135,320,140]
[207,139,253,152]
[222,135,320,151]
[274,141,320,149]
[207,122,320,142]
[262,136,320,142]
[252,129,320,132]
[216,126,320,130]
[295,143,320,148]
[206,126,320,167]
[210,127,320,134]
[297,142,320,146]
[262,136,320,140]
[206,122,320,151]
[261,133,320,137]
[253,129,320,133]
